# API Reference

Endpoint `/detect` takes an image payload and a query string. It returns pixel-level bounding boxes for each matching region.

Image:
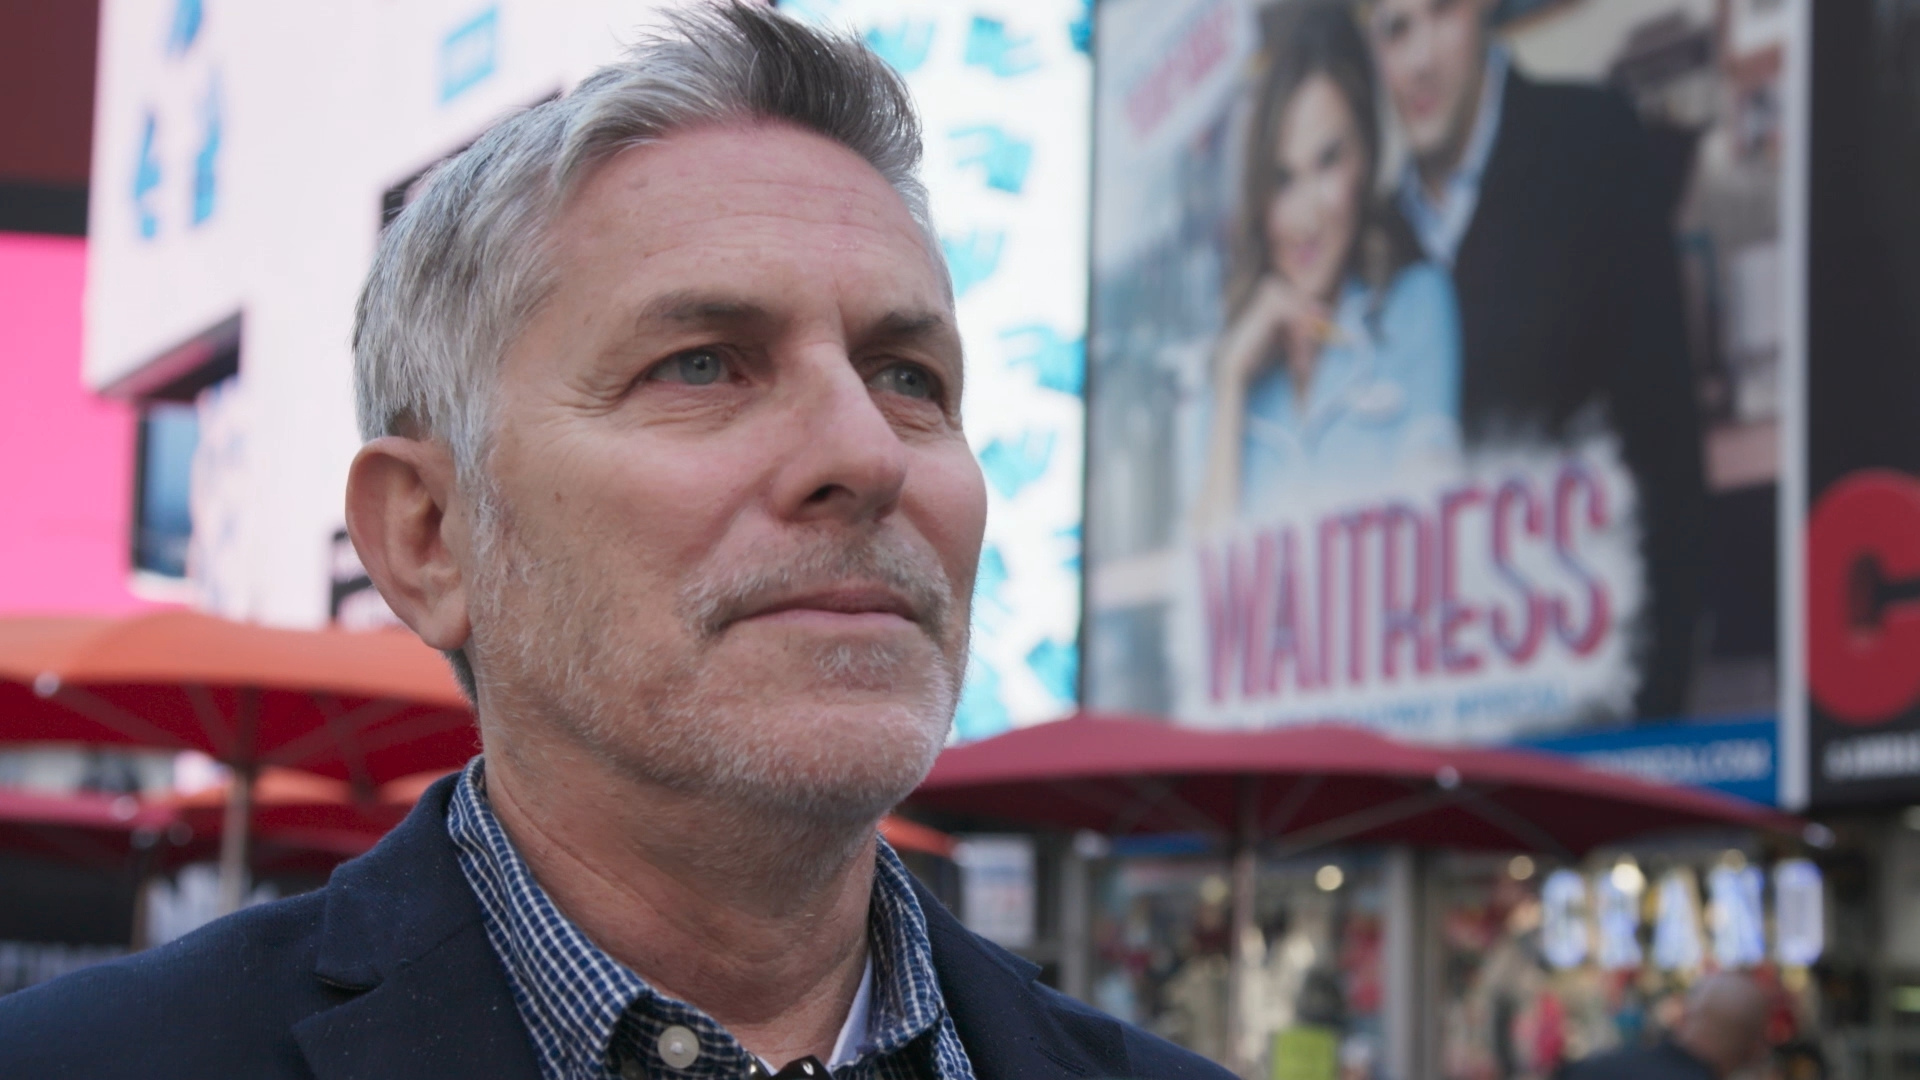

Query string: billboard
[1085,0,1805,743]
[1799,0,1920,806]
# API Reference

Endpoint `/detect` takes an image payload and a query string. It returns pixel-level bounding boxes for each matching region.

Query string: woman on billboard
[1195,0,1461,530]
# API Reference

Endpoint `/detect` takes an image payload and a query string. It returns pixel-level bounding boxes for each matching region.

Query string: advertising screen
[1801,0,1920,806]
[1085,0,1804,742]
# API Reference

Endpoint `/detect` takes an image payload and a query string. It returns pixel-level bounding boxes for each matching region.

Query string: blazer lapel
[290,774,543,1080]
[292,918,541,1079]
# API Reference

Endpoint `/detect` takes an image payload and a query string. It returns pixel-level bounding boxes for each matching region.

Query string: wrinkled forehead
[553,121,951,309]
[502,122,959,389]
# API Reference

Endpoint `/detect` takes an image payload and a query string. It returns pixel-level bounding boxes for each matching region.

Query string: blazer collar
[913,876,1129,1080]
[292,774,1128,1080]
[292,771,543,1079]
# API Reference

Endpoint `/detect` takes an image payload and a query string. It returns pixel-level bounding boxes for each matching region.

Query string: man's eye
[872,362,939,401]
[648,349,727,386]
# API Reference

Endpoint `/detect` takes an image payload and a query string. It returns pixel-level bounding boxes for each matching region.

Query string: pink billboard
[0,232,151,614]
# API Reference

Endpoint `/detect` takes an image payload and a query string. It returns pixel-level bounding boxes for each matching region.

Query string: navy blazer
[0,775,1231,1080]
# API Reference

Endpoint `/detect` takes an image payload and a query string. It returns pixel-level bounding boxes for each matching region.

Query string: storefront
[915,718,1816,1080]
[1427,843,1824,1080]
[1054,833,1828,1080]
[1087,845,1388,1073]
[1023,831,1831,1080]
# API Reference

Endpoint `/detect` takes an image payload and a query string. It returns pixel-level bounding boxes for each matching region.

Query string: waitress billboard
[1085,0,1804,743]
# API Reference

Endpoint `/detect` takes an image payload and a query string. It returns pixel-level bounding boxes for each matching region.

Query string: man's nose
[1406,22,1436,73]
[771,351,909,525]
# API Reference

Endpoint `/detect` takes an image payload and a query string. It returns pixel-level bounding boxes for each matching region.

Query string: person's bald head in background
[1674,973,1772,1078]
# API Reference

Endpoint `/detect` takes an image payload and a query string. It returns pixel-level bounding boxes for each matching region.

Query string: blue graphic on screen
[167,0,203,56]
[133,112,162,239]
[440,7,499,104]
[963,16,1040,77]
[780,0,840,25]
[954,658,1011,740]
[973,542,1010,625]
[191,76,221,225]
[951,125,1033,194]
[978,431,1056,500]
[1026,637,1078,704]
[940,229,1004,296]
[1069,0,1093,53]
[864,20,935,73]
[1055,524,1082,574]
[1001,325,1085,396]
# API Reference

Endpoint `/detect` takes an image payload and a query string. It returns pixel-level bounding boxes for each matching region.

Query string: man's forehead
[548,122,948,305]
[562,122,921,243]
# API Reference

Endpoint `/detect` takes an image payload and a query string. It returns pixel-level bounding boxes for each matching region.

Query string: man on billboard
[1363,0,1708,718]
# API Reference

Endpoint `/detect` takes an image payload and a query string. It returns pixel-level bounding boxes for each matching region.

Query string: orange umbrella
[879,814,957,859]
[169,767,411,864]
[0,611,475,911]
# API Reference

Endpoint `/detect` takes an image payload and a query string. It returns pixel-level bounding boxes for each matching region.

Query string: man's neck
[481,731,876,1066]
[1416,56,1493,203]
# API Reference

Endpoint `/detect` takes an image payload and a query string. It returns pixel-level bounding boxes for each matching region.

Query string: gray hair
[351,3,940,700]
[352,1,937,475]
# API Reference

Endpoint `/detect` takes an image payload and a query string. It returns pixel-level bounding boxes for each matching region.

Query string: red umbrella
[0,611,475,911]
[0,770,416,877]
[910,713,1801,857]
[0,786,176,871]
[908,713,1805,1073]
[168,767,411,866]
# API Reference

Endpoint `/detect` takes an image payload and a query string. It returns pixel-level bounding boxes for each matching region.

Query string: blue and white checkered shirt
[446,758,976,1080]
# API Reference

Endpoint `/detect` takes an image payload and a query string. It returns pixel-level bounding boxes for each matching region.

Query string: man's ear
[344,436,473,653]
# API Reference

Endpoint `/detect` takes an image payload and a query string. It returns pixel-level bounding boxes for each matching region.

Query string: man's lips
[734,586,920,628]
[1404,87,1443,122]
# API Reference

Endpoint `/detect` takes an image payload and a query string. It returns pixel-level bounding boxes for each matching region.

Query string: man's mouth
[735,585,921,629]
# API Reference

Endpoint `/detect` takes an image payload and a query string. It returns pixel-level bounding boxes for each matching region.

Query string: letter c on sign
[1808,469,1920,724]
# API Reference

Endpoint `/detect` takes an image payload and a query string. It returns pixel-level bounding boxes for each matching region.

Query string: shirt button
[620,1057,647,1080]
[657,1024,701,1070]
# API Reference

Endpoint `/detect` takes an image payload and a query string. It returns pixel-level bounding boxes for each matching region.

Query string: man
[1364,0,1708,719]
[1557,974,1772,1080]
[0,8,1232,1080]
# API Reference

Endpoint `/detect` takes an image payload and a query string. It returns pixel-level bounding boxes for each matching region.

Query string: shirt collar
[445,757,967,1080]
[1398,44,1510,266]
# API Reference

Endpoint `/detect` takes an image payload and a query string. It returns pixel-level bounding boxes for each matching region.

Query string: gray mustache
[679,533,954,640]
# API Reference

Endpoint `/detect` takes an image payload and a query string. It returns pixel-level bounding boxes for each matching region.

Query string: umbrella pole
[217,763,255,915]
[1226,776,1257,1077]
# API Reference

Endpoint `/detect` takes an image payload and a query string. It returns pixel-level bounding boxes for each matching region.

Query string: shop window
[112,315,240,588]
[1088,850,1385,1076]
[131,402,198,578]
[1431,847,1820,1080]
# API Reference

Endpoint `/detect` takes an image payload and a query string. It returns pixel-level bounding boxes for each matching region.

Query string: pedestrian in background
[1557,974,1772,1080]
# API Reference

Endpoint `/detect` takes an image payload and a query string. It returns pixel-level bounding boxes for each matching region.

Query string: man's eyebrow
[867,309,955,343]
[632,290,778,329]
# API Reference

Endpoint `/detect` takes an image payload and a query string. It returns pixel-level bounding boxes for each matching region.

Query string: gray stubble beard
[465,481,968,843]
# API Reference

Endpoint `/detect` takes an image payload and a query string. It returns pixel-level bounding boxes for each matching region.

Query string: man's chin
[703,701,949,824]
